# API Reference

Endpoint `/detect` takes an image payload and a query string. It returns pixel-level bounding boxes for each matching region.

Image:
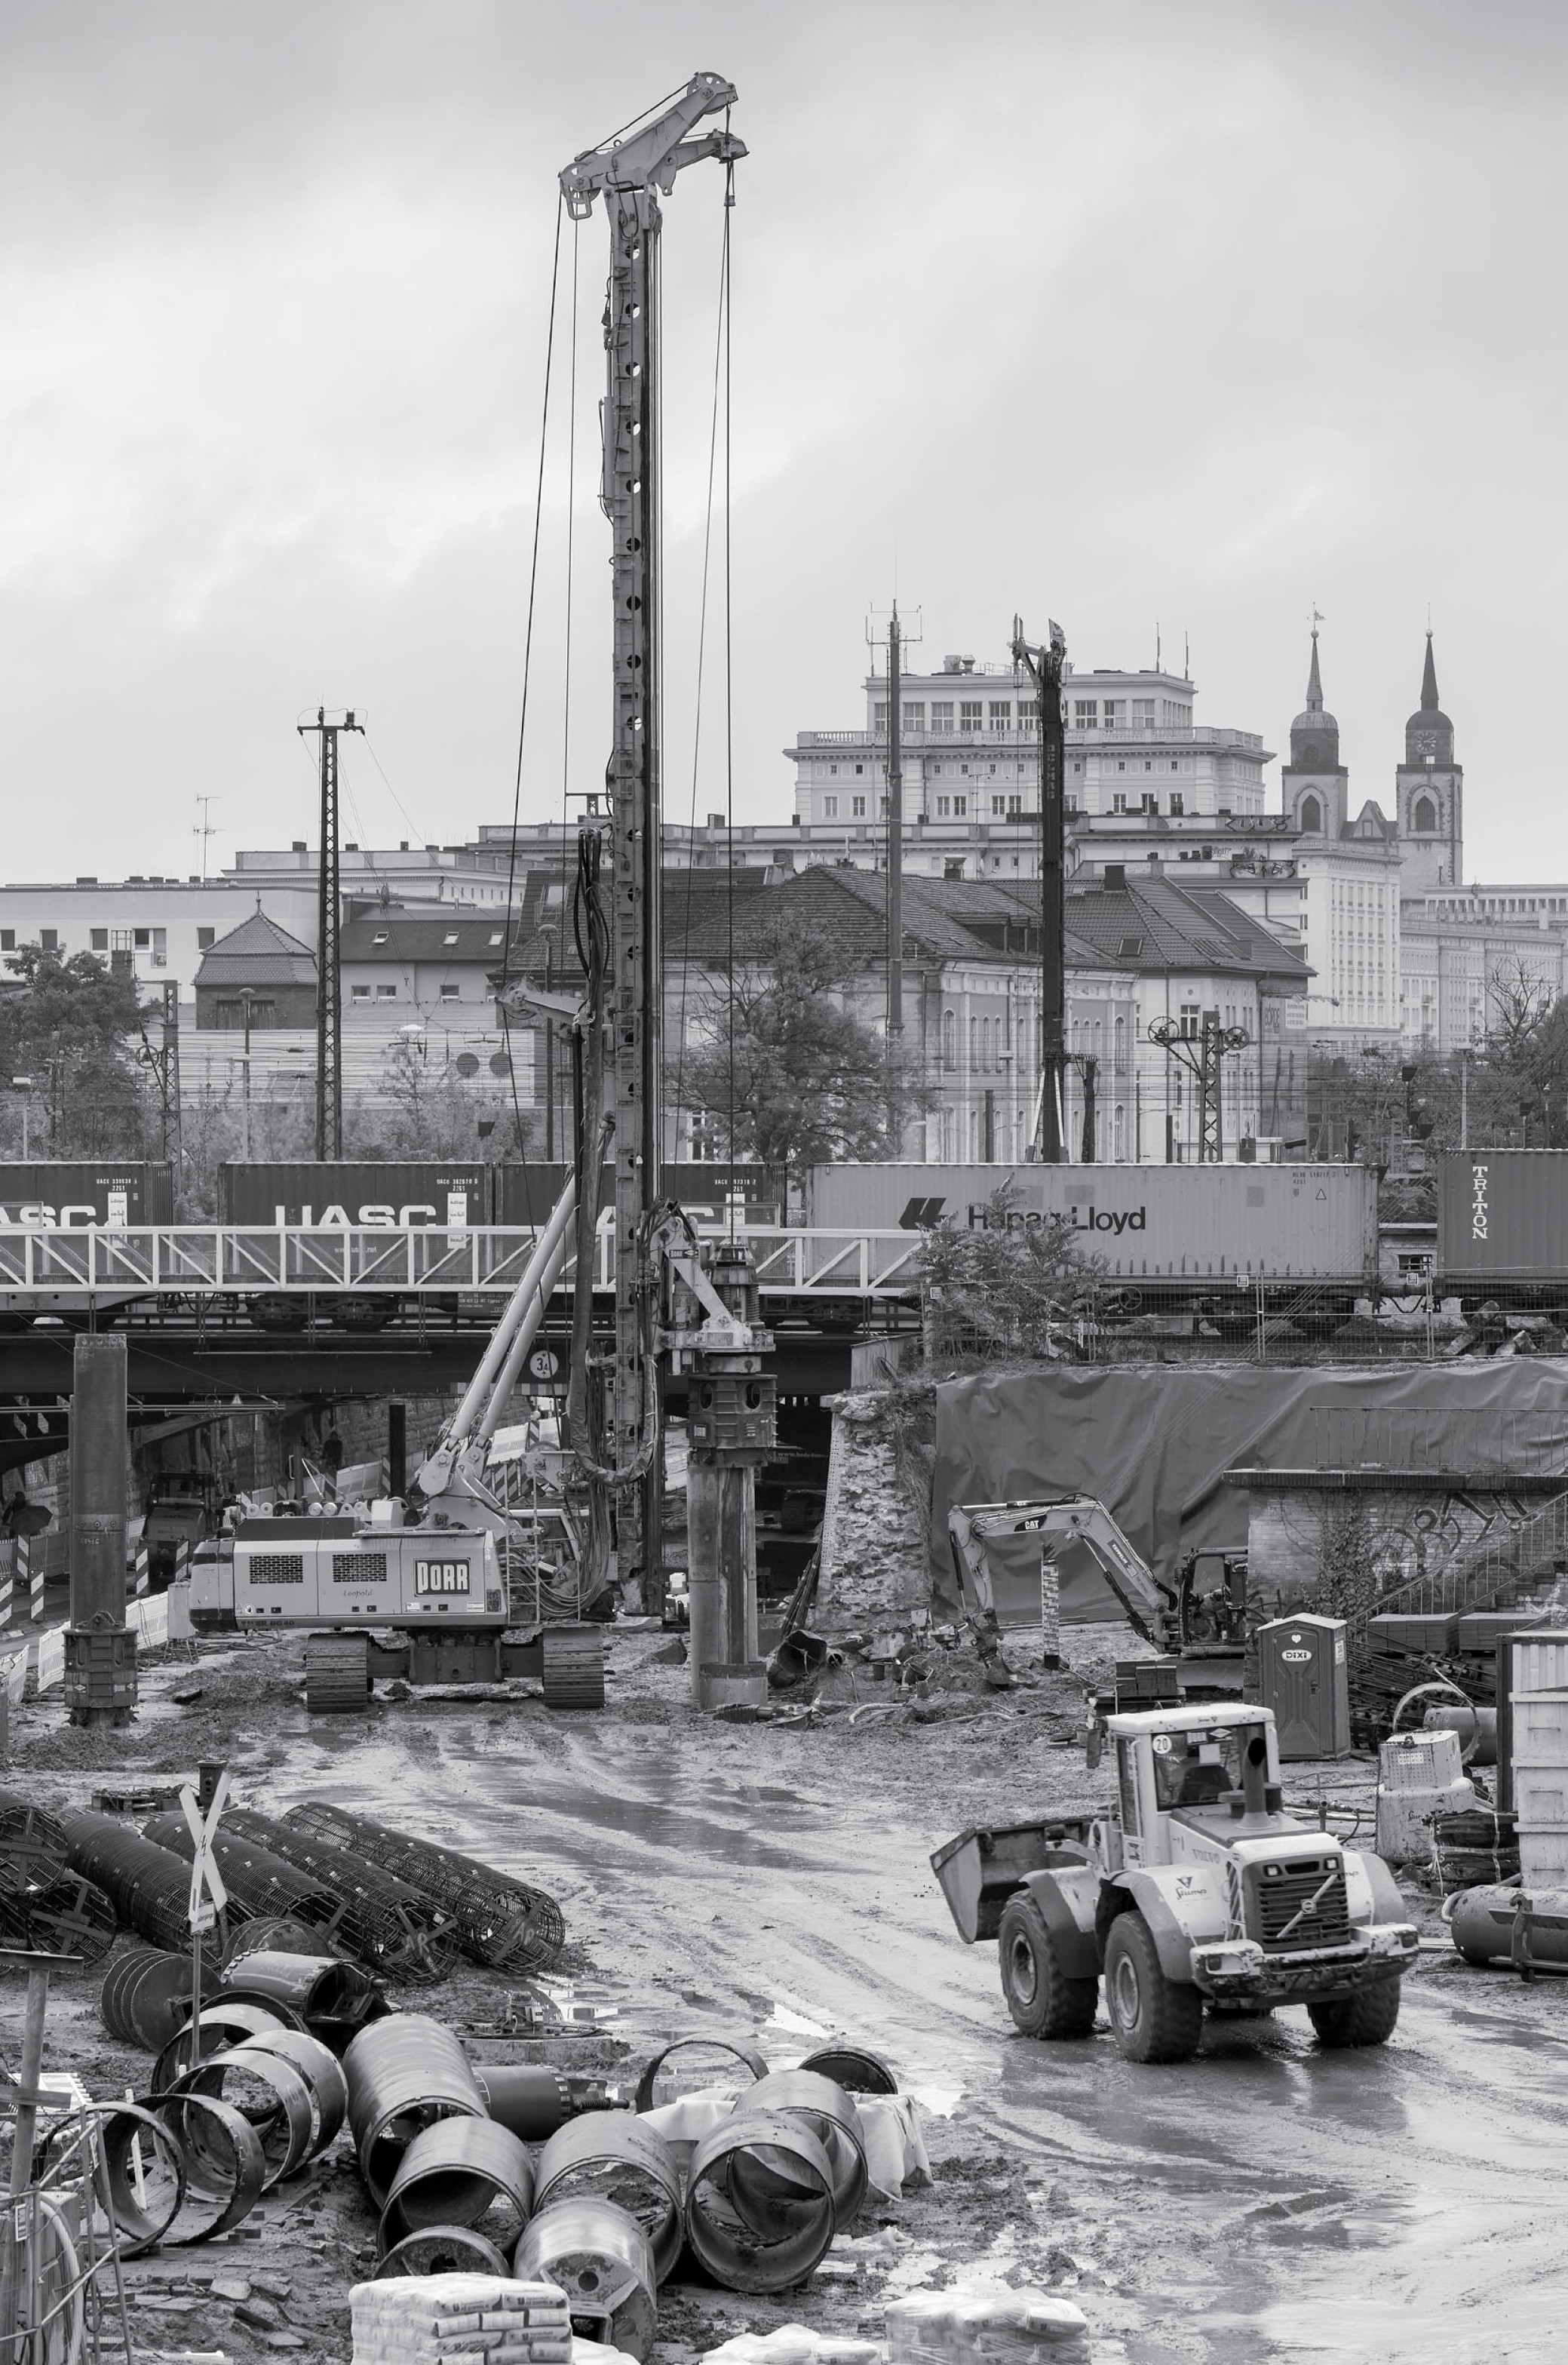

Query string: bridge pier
[66,1335,136,1728]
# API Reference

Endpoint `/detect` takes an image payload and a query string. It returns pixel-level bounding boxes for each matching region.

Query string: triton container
[806,1163,1376,1325]
[1437,1149,1568,1304]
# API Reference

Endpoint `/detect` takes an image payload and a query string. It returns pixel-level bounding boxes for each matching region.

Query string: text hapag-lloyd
[965,1202,1147,1236]
[1471,1163,1488,1243]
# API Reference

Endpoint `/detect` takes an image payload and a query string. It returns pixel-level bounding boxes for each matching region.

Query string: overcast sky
[3,1,1566,886]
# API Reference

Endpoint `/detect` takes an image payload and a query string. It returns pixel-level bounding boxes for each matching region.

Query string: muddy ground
[0,1623,1560,2365]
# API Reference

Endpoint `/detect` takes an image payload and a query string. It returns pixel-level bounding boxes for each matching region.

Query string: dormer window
[443,932,459,945]
[372,930,389,945]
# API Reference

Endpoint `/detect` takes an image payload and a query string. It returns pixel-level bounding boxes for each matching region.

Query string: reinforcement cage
[222,1807,460,1986]
[281,1801,564,1973]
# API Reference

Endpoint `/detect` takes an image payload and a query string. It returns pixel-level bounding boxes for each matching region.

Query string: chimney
[1103,864,1126,889]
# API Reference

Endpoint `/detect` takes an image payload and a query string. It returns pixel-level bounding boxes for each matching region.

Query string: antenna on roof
[1155,623,1161,672]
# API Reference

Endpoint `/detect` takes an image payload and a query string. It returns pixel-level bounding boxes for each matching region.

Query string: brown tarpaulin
[931,1360,1568,1624]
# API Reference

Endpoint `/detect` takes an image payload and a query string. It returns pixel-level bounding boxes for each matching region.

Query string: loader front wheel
[1308,1977,1401,2049]
[1103,1912,1203,2063]
[996,1894,1099,2040]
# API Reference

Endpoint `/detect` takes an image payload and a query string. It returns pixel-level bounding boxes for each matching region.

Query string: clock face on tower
[1410,733,1441,759]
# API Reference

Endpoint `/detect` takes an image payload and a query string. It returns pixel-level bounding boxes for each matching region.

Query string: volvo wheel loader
[934,1701,1416,2063]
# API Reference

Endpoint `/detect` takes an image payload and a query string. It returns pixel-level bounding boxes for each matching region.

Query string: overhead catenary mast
[298,707,363,1161]
[558,77,747,1596]
[1011,618,1067,1161]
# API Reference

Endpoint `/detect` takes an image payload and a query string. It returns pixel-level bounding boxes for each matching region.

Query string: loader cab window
[1117,1740,1142,1837]
[1151,1724,1250,1811]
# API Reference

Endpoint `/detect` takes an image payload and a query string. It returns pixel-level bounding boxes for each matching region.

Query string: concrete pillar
[66,1334,135,1727]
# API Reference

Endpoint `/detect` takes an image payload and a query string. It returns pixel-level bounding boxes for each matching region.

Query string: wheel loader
[933,1701,1417,2063]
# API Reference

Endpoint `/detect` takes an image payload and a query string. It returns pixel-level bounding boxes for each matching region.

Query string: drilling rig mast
[557,77,746,1597]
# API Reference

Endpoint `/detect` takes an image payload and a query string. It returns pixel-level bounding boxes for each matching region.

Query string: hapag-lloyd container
[804,1162,1376,1284]
[1437,1147,1568,1282]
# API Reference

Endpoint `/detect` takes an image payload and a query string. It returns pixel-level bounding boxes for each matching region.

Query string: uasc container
[219,1162,488,1229]
[0,1160,173,1227]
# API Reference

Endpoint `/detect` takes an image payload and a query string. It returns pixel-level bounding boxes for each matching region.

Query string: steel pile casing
[1450,1882,1568,1967]
[379,2116,535,2253]
[343,2013,487,2208]
[279,1799,565,1973]
[69,1333,135,1722]
[533,2110,683,2283]
[683,2108,836,2293]
[514,2198,658,2362]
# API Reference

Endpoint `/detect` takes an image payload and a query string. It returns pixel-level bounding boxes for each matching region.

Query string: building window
[829,764,838,775]
[937,796,951,817]
[855,763,864,775]
[1112,793,1128,813]
[1074,701,1098,728]
[443,932,459,946]
[1141,793,1158,814]
[989,702,1011,729]
[874,703,888,731]
[1102,700,1123,728]
[941,1010,956,1070]
[823,795,839,819]
[1180,1003,1200,1039]
[953,796,967,817]
[439,983,459,999]
[902,702,925,731]
[91,928,109,951]
[376,983,397,999]
[351,984,370,1000]
[993,797,1006,817]
[1300,794,1322,833]
[1132,699,1155,728]
[1414,795,1437,831]
[0,932,13,951]
[1170,793,1184,815]
[931,702,954,733]
[960,701,982,729]
[198,926,216,949]
[852,796,866,817]
[40,929,57,953]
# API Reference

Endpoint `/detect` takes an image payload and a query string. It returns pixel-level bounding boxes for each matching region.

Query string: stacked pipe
[59,1810,229,1962]
[281,1799,566,1972]
[221,1808,460,1985]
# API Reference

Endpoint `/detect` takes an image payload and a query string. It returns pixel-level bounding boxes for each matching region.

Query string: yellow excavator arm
[948,1496,1175,1651]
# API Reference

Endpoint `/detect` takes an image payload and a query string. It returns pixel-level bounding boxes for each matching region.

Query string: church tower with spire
[1281,625,1349,838]
[1395,632,1462,891]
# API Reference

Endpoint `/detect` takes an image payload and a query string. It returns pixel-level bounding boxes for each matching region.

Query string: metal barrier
[0,1224,925,1300]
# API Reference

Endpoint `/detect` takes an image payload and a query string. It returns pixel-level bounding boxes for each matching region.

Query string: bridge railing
[0,1224,927,1299]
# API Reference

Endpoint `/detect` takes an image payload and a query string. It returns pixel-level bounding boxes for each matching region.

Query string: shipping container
[219,1162,489,1230]
[491,1162,787,1227]
[0,1161,173,1227]
[1437,1149,1568,1285]
[803,1163,1377,1289]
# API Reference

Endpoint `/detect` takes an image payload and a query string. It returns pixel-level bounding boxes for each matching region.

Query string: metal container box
[1368,1612,1460,1656]
[490,1161,787,1227]
[219,1162,488,1229]
[1510,1690,1568,1878]
[1437,1149,1568,1283]
[0,1161,173,1227]
[1257,1613,1351,1758]
[1511,1632,1568,1698]
[804,1163,1376,1285]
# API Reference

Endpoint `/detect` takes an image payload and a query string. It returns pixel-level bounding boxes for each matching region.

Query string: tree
[918,1184,1102,1364]
[0,947,152,1156]
[673,922,934,1173]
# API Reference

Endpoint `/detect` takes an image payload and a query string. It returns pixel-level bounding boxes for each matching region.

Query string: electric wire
[723,145,737,1239]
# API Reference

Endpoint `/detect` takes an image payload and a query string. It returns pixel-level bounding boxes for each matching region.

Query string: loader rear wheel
[541,1624,605,1710]
[1308,1977,1401,2049]
[996,1894,1099,2040]
[1103,1912,1203,2064]
[305,1633,370,1714]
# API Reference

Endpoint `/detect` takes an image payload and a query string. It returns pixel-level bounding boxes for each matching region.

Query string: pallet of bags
[351,2276,572,2365]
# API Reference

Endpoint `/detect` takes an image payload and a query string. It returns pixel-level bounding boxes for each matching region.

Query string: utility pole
[560,78,746,1601]
[297,708,362,1159]
[1011,617,1068,1159]
[1149,1012,1250,1163]
[161,981,181,1171]
[868,601,920,1145]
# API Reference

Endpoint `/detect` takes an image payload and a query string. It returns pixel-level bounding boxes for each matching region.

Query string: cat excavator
[947,1496,1247,1684]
